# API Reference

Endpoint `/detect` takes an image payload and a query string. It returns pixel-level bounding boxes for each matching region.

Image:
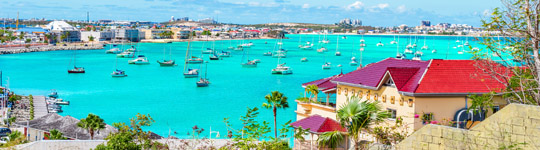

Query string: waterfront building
[113,29,140,42]
[421,20,431,27]
[45,21,81,42]
[80,31,113,42]
[140,29,172,39]
[296,58,509,135]
[198,18,217,24]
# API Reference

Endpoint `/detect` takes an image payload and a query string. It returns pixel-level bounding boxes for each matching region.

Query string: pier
[33,96,48,118]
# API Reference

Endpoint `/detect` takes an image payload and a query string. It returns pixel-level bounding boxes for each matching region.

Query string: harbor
[0,34,481,138]
[0,45,104,55]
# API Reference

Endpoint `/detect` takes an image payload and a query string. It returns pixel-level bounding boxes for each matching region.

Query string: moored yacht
[271,63,292,75]
[111,69,127,77]
[128,55,150,64]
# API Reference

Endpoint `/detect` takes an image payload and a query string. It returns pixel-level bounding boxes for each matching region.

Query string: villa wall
[16,140,106,150]
[396,103,540,149]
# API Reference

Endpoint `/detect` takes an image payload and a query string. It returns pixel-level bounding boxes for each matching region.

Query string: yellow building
[296,58,509,134]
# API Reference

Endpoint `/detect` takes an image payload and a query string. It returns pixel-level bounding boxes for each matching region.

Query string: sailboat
[421,36,429,50]
[111,53,127,77]
[390,35,397,44]
[157,45,176,66]
[350,41,358,66]
[376,37,384,46]
[322,62,331,69]
[335,36,341,56]
[241,45,257,68]
[106,45,122,54]
[396,36,404,59]
[68,49,85,73]
[464,36,470,46]
[183,33,199,78]
[271,37,292,75]
[196,62,210,87]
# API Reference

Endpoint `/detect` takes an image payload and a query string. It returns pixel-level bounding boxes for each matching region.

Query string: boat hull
[242,64,257,68]
[183,74,199,78]
[272,70,293,75]
[209,57,219,60]
[68,70,85,73]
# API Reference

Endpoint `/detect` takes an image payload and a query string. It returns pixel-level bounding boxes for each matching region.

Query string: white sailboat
[421,36,429,50]
[390,35,397,44]
[241,44,257,68]
[396,37,404,59]
[335,36,341,56]
[183,33,199,78]
[272,36,292,75]
[196,62,210,87]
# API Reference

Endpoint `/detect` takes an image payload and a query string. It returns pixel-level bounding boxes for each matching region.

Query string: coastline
[0,45,104,55]
[139,36,277,43]
[298,32,484,37]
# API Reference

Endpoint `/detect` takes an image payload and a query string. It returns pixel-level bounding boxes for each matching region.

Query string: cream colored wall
[295,101,337,121]
[336,84,416,133]
[139,29,153,40]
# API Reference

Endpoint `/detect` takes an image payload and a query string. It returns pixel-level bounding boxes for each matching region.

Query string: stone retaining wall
[396,104,540,149]
[0,45,103,55]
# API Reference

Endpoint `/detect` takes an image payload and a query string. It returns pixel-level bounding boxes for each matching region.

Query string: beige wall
[336,83,507,133]
[295,100,337,121]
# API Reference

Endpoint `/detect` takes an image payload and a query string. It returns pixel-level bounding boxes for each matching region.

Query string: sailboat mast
[335,35,339,52]
[184,32,192,72]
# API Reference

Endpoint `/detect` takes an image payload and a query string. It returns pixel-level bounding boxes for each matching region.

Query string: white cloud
[248,2,260,6]
[376,3,389,9]
[302,3,310,9]
[346,1,364,11]
[397,5,406,13]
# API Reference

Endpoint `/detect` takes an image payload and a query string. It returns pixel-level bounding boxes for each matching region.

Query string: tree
[306,85,319,102]
[317,131,345,149]
[45,129,67,140]
[294,127,310,150]
[88,36,95,42]
[18,32,25,40]
[262,91,289,139]
[77,113,106,140]
[223,107,273,149]
[473,0,540,106]
[336,97,389,149]
[95,113,165,150]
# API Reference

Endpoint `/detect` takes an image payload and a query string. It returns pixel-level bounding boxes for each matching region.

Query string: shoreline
[0,45,104,55]
[139,36,277,43]
[297,33,484,37]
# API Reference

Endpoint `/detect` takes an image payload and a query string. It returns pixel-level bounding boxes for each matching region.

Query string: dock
[34,96,49,118]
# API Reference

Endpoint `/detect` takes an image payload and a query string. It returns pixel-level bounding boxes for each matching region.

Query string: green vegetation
[95,113,167,150]
[88,36,95,42]
[371,117,409,145]
[317,131,345,149]
[262,91,289,139]
[77,113,105,140]
[335,97,389,149]
[293,127,310,150]
[29,95,34,120]
[306,85,319,102]
[45,129,67,140]
[0,130,27,147]
[158,31,174,39]
[223,106,291,149]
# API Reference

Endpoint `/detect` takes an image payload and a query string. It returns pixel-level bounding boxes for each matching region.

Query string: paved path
[33,96,48,118]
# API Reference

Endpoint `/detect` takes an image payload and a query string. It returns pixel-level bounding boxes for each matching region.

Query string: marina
[0,34,485,138]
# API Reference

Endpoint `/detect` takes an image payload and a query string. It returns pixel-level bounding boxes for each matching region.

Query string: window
[374,93,379,101]
[390,96,395,104]
[357,90,363,99]
[382,95,387,102]
[383,78,395,87]
[344,88,348,96]
[408,98,414,107]
[366,90,371,100]
[351,89,356,97]
[337,88,341,94]
[387,109,397,119]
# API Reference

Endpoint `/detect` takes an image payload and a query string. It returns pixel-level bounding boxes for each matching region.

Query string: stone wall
[396,104,540,149]
[16,140,106,150]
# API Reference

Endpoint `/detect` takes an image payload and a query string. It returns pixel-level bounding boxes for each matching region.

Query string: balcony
[295,96,337,120]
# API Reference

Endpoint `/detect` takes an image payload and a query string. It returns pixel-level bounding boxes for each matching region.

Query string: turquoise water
[0,34,480,138]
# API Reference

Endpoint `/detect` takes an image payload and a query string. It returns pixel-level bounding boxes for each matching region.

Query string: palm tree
[77,113,106,140]
[45,129,66,140]
[317,131,345,150]
[306,85,319,103]
[262,91,289,139]
[294,127,310,150]
[336,97,389,149]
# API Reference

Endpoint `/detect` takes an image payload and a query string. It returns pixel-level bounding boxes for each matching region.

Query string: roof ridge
[316,118,329,132]
[414,59,433,93]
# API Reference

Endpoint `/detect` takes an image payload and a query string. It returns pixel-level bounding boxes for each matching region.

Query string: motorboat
[202,48,213,54]
[300,57,308,62]
[317,47,327,53]
[111,69,128,77]
[350,60,358,66]
[421,46,429,50]
[376,42,384,47]
[272,52,287,58]
[390,41,397,44]
[48,90,58,98]
[335,51,341,56]
[271,63,292,75]
[128,55,150,65]
[432,49,437,53]
[125,46,138,52]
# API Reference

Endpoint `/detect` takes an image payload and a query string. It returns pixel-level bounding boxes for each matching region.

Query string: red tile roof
[302,73,344,92]
[331,58,509,95]
[414,59,508,94]
[332,58,430,93]
[290,115,347,133]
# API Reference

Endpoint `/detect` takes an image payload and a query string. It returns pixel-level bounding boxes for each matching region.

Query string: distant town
[0,15,486,47]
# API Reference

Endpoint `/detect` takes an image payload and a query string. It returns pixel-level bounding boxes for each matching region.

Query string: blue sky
[0,0,501,26]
